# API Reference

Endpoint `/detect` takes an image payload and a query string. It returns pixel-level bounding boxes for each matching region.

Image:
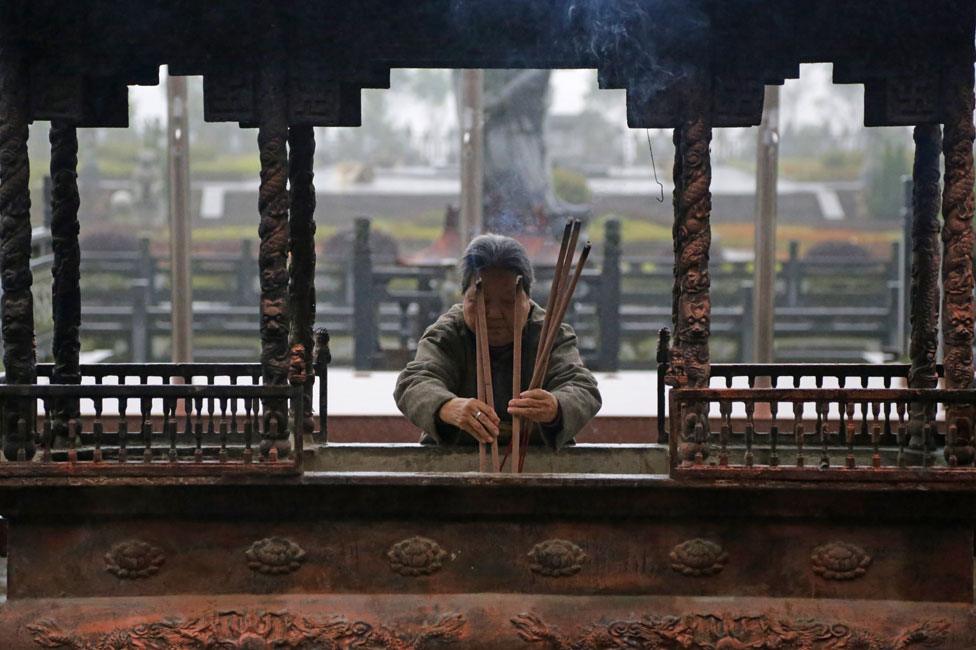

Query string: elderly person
[394,234,601,448]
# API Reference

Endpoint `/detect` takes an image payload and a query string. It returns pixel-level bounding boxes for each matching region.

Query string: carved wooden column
[666,111,713,463]
[669,127,683,349]
[0,44,37,460]
[906,125,942,449]
[256,51,291,457]
[941,66,976,465]
[287,125,316,436]
[49,120,82,441]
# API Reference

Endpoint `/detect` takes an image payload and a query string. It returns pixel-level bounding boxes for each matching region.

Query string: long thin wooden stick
[532,222,575,383]
[533,242,591,386]
[530,221,580,389]
[518,240,591,472]
[474,280,487,472]
[475,278,500,472]
[511,276,525,473]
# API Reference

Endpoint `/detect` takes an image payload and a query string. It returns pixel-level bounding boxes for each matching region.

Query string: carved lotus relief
[387,536,448,576]
[527,539,587,577]
[669,538,728,577]
[811,541,872,580]
[245,537,306,575]
[104,539,165,579]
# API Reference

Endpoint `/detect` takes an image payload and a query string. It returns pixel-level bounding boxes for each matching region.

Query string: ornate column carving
[667,111,713,463]
[941,66,976,465]
[287,125,316,435]
[49,120,82,440]
[256,45,291,457]
[0,45,37,460]
[669,127,683,351]
[906,125,942,449]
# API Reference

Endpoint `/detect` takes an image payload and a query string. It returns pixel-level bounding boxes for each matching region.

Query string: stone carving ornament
[245,537,306,575]
[30,610,466,649]
[103,539,165,580]
[527,539,587,577]
[387,536,448,576]
[512,612,949,649]
[810,541,872,580]
[669,538,728,577]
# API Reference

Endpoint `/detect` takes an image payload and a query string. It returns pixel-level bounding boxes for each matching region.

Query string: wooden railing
[0,359,331,475]
[653,328,946,444]
[668,386,976,479]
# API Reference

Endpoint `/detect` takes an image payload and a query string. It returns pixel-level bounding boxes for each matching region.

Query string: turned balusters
[718,400,731,467]
[744,400,755,468]
[793,401,805,468]
[896,401,908,468]
[817,399,829,468]
[243,397,255,464]
[845,402,856,469]
[218,397,229,463]
[141,396,153,463]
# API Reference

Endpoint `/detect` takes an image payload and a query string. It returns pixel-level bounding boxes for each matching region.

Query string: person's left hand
[508,389,559,425]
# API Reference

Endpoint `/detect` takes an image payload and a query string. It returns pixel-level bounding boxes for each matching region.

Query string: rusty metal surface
[0,588,974,649]
[7,515,971,602]
[909,125,942,395]
[48,123,82,380]
[667,115,713,465]
[0,42,37,461]
[256,44,291,455]
[288,125,316,436]
[941,63,976,465]
[48,121,82,440]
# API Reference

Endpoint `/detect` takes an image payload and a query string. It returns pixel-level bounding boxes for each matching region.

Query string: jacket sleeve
[393,320,464,443]
[540,322,602,449]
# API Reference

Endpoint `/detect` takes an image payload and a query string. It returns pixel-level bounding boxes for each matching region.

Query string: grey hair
[460,234,534,295]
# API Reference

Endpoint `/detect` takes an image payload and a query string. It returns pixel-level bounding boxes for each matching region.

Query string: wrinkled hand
[508,389,559,425]
[438,397,500,444]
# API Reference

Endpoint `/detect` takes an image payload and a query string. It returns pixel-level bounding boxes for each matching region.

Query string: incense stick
[475,278,500,472]
[511,276,524,473]
[474,280,488,472]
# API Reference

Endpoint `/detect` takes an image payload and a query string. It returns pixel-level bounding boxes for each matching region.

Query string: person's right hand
[438,397,500,443]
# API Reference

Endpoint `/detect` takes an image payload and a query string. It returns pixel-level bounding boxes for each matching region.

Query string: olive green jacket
[394,302,601,448]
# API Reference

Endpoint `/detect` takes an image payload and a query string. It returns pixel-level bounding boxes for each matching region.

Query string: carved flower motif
[528,539,587,577]
[387,536,448,576]
[669,538,728,576]
[104,539,165,580]
[811,541,872,580]
[245,537,306,575]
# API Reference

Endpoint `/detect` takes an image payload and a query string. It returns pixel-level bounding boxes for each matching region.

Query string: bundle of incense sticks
[474,278,500,472]
[514,219,591,473]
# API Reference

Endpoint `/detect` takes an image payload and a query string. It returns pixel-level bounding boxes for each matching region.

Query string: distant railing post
[599,218,622,372]
[352,217,376,371]
[313,328,331,443]
[656,327,670,443]
[237,238,255,305]
[785,240,800,307]
[889,238,905,356]
[130,278,150,363]
[900,176,913,357]
[138,237,156,305]
[740,281,755,363]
